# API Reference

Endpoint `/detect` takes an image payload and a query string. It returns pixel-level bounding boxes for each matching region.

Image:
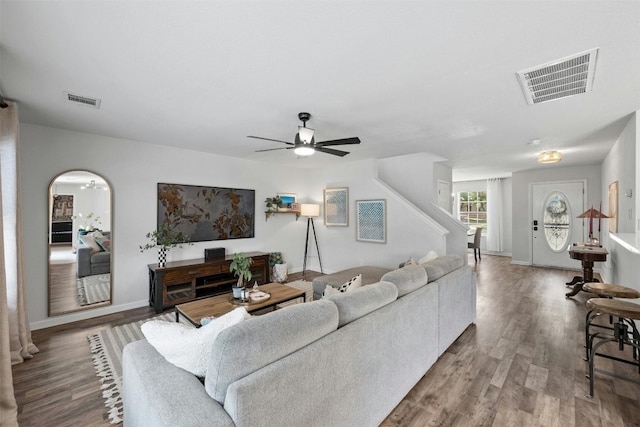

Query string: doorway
[437,180,451,213]
[531,180,585,269]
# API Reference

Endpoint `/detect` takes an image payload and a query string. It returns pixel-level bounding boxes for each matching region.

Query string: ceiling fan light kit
[538,150,562,164]
[250,112,360,157]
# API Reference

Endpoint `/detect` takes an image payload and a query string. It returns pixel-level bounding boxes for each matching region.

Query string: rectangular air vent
[64,92,101,109]
[517,48,598,105]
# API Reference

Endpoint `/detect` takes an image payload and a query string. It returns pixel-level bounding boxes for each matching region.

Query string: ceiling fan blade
[247,136,294,146]
[314,137,361,147]
[315,146,350,157]
[255,147,289,152]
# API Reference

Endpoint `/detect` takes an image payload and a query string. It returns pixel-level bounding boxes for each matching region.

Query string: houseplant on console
[229,252,253,299]
[140,223,192,267]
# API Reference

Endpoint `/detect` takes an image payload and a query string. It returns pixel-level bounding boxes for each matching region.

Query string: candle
[589,205,593,237]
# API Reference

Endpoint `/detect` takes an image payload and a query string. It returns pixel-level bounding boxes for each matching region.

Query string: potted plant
[265,196,283,212]
[229,252,253,299]
[72,212,102,233]
[140,223,192,266]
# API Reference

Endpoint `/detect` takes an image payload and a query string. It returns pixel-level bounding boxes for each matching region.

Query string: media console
[148,251,270,313]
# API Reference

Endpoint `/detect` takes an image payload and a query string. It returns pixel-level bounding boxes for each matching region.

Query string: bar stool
[583,282,640,360]
[584,298,640,397]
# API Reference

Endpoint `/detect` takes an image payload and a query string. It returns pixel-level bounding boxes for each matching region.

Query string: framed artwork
[356,199,387,243]
[277,193,297,211]
[608,181,618,233]
[324,187,349,226]
[157,183,255,242]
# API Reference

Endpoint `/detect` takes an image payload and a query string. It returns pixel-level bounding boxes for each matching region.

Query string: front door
[531,181,585,269]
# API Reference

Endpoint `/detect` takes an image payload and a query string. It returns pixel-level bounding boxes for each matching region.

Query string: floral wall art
[157,183,255,242]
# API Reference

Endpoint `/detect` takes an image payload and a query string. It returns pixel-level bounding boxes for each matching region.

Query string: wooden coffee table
[175,282,306,327]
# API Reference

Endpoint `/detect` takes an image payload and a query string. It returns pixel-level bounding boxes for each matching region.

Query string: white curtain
[486,178,503,253]
[0,102,38,426]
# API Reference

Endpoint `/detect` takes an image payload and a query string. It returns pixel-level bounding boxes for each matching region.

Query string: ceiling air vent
[64,92,101,109]
[516,48,598,105]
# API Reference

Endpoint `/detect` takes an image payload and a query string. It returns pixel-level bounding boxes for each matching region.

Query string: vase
[232,286,244,299]
[158,247,167,267]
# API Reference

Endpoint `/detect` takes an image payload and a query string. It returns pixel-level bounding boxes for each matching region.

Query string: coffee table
[175,282,306,327]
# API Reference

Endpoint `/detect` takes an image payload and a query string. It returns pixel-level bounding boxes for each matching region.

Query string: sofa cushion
[420,254,464,283]
[205,300,338,404]
[380,265,428,297]
[327,281,398,327]
[140,307,251,377]
[322,274,362,298]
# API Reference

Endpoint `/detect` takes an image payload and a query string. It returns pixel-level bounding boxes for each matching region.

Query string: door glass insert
[543,192,571,252]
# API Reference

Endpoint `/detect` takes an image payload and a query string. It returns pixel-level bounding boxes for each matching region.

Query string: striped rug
[77,273,110,305]
[88,280,313,424]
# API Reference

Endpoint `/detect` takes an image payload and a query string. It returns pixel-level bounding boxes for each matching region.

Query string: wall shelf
[265,211,301,221]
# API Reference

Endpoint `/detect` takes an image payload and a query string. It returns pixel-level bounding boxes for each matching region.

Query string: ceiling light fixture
[538,151,562,164]
[80,180,107,190]
[298,126,315,144]
[294,145,315,156]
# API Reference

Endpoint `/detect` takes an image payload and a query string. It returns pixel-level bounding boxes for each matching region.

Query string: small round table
[565,245,608,298]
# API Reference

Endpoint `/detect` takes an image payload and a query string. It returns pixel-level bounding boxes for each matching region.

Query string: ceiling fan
[249,112,361,157]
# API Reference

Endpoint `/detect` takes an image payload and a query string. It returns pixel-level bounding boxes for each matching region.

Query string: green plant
[72,212,102,231]
[265,196,283,211]
[229,252,253,288]
[139,223,192,252]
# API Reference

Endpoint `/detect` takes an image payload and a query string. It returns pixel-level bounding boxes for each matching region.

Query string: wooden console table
[148,251,270,313]
[565,245,608,298]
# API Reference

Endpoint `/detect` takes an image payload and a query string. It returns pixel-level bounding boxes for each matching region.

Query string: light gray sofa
[122,255,476,427]
[77,231,111,278]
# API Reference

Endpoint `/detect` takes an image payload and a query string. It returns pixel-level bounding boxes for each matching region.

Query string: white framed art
[356,199,386,243]
[324,187,348,226]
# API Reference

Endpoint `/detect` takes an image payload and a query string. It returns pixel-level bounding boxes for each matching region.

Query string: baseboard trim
[30,299,149,330]
[511,260,530,266]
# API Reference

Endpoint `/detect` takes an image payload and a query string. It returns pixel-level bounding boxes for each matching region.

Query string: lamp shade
[577,207,609,218]
[300,203,320,217]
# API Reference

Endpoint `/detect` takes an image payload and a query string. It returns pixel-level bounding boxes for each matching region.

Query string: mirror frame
[48,169,113,316]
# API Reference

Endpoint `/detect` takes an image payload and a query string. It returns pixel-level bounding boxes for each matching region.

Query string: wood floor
[12,257,640,426]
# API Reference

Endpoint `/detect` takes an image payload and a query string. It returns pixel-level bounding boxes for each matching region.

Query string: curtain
[486,178,503,253]
[0,102,38,426]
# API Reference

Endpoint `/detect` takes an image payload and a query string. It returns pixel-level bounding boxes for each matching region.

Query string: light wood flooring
[12,257,640,426]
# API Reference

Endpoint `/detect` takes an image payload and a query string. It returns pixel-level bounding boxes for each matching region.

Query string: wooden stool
[585,298,640,397]
[583,283,640,360]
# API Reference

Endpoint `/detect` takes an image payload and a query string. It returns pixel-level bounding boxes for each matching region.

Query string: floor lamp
[301,204,323,280]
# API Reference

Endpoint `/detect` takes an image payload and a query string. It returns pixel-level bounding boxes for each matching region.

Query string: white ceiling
[2,1,639,181]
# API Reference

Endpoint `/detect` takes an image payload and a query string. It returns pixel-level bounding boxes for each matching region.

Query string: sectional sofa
[122,254,476,426]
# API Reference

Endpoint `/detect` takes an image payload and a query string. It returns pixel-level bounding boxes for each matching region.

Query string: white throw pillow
[418,250,439,264]
[322,274,363,299]
[79,234,102,254]
[141,307,251,377]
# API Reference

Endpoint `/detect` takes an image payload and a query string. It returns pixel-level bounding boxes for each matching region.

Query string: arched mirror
[48,170,112,316]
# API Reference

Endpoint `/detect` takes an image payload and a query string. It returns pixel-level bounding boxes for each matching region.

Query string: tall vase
[158,247,167,267]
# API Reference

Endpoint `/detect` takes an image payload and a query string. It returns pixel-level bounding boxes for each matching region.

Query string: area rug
[88,280,313,424]
[77,273,110,305]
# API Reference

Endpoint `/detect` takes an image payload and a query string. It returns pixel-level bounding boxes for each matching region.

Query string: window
[458,191,487,229]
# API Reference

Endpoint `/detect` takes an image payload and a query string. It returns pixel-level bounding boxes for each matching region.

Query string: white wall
[511,165,601,264]
[22,124,451,329]
[377,153,468,261]
[600,112,638,284]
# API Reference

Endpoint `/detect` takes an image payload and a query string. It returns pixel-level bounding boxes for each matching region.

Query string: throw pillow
[141,307,251,377]
[418,250,438,264]
[399,257,416,268]
[94,237,111,252]
[322,274,363,298]
[78,234,102,254]
[337,273,363,292]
